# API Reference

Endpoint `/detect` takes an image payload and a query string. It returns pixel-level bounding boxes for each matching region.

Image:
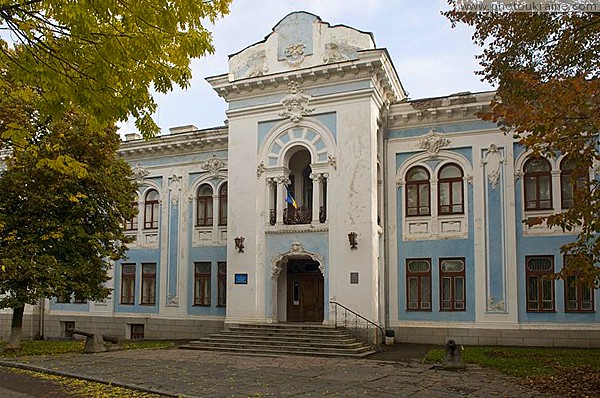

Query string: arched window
[406,166,430,216]
[438,164,464,215]
[218,183,228,226]
[196,184,213,226]
[524,158,552,210]
[125,195,139,231]
[560,157,588,209]
[143,189,159,229]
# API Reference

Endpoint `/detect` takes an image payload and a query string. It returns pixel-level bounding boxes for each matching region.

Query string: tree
[0,105,137,351]
[0,0,231,142]
[444,4,600,285]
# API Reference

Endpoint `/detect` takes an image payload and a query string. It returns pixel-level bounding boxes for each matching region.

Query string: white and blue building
[3,12,598,346]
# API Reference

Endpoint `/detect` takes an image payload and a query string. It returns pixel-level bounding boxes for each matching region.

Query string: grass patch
[0,339,174,357]
[423,346,600,378]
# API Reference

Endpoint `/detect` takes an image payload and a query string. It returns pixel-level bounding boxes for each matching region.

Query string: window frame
[218,183,228,226]
[124,200,139,231]
[405,167,431,217]
[217,262,227,307]
[194,262,211,306]
[437,163,464,215]
[143,189,160,230]
[140,263,156,305]
[439,258,466,311]
[406,258,432,311]
[563,256,595,312]
[196,184,214,227]
[560,157,589,209]
[523,158,553,211]
[120,263,136,305]
[525,255,555,312]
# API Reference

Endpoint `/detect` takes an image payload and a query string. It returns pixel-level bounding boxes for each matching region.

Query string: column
[275,176,289,225]
[310,173,321,223]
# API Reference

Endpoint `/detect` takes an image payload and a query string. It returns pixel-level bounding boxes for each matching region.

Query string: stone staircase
[179,323,378,358]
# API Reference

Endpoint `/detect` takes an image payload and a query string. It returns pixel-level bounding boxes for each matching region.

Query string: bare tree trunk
[5,305,24,352]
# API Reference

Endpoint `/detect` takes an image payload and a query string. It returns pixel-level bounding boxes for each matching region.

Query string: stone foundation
[393,326,600,348]
[0,313,41,341]
[43,315,225,340]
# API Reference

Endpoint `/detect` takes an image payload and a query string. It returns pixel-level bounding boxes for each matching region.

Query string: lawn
[0,339,174,357]
[424,346,600,397]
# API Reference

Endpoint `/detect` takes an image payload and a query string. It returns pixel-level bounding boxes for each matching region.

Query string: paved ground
[0,347,560,397]
[0,367,73,397]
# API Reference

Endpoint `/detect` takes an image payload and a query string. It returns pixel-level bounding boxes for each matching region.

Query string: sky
[118,0,494,135]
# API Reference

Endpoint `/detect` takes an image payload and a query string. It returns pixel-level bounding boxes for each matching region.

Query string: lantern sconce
[348,231,358,250]
[234,236,245,253]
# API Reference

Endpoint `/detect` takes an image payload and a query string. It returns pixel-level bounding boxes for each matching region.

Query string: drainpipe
[381,101,391,331]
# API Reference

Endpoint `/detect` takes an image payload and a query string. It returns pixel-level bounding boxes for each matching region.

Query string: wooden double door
[286,260,324,323]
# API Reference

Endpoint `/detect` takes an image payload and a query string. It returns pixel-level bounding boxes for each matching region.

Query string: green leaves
[0,0,232,138]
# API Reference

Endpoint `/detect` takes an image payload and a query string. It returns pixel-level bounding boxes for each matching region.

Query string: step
[190,338,366,350]
[204,334,358,344]
[219,330,350,339]
[185,340,372,353]
[179,344,377,358]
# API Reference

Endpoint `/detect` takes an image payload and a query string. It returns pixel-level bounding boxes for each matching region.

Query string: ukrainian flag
[285,188,298,209]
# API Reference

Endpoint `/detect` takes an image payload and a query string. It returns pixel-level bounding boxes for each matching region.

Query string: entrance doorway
[286,259,324,322]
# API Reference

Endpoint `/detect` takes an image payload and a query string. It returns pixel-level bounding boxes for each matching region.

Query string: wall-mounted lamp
[234,236,245,253]
[348,231,358,250]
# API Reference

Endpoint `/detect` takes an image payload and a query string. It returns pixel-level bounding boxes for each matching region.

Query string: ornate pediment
[271,242,325,279]
[417,129,450,158]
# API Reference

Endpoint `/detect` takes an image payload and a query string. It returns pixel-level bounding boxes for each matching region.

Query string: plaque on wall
[234,273,248,285]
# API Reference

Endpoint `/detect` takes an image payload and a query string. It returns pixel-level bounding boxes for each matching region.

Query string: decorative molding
[168,174,182,207]
[256,161,267,178]
[323,42,353,64]
[271,242,325,279]
[417,129,450,158]
[514,170,524,181]
[200,154,227,177]
[396,177,404,188]
[131,163,149,184]
[166,294,179,306]
[481,144,505,189]
[465,174,473,185]
[279,81,314,124]
[284,42,306,67]
[327,153,337,170]
[274,175,291,186]
[487,296,506,312]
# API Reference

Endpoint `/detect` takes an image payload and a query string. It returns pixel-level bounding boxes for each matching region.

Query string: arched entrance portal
[271,242,325,323]
[287,259,324,322]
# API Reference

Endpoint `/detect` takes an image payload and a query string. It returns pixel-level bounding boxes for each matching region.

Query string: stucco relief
[481,144,504,189]
[418,129,450,158]
[131,163,149,184]
[256,161,267,178]
[233,50,269,79]
[271,242,325,279]
[284,42,307,67]
[327,153,337,170]
[487,296,506,312]
[279,81,314,123]
[168,174,182,207]
[323,42,358,64]
[200,154,227,177]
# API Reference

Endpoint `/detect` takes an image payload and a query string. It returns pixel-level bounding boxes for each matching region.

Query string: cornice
[118,127,228,160]
[387,91,496,128]
[206,49,405,105]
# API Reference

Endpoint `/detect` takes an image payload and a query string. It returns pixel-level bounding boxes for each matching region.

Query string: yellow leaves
[68,192,88,203]
[36,155,88,178]
[40,231,63,241]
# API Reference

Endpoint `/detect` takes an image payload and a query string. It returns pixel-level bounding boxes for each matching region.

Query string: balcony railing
[269,209,276,226]
[319,206,326,223]
[283,206,312,225]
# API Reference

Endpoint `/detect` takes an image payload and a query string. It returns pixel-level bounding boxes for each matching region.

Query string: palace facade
[3,12,599,346]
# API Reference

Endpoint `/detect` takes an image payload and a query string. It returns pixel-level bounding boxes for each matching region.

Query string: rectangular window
[217,262,227,307]
[406,259,431,311]
[141,263,156,305]
[130,324,144,340]
[564,256,595,312]
[63,321,75,338]
[439,258,466,311]
[120,263,136,305]
[194,262,211,306]
[525,256,555,312]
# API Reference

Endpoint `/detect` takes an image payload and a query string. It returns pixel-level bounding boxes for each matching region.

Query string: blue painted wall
[114,249,160,314]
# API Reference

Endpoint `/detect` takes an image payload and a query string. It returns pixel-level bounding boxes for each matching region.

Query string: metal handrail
[330,301,385,350]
